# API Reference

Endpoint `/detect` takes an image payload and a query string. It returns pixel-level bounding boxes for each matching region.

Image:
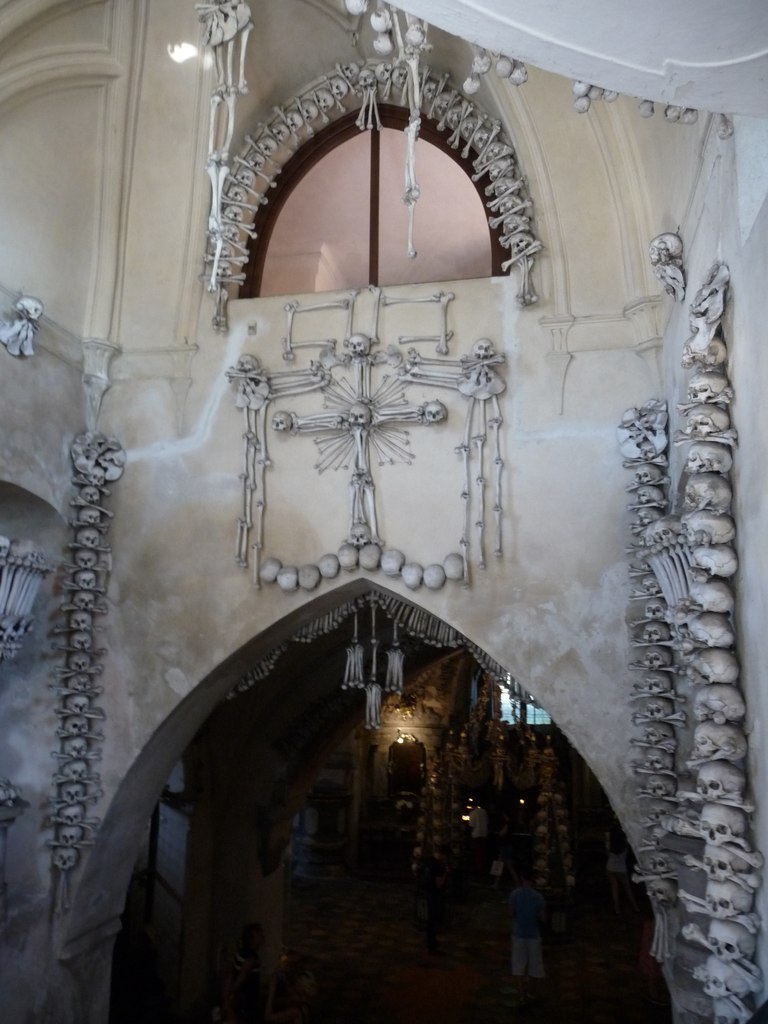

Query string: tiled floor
[286,873,674,1024]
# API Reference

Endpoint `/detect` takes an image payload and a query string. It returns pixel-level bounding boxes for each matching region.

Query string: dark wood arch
[239,104,505,297]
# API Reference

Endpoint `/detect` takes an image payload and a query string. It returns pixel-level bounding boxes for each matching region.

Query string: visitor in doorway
[468,799,489,875]
[222,921,265,1024]
[264,950,316,1023]
[424,843,450,955]
[606,822,639,914]
[508,868,546,1006]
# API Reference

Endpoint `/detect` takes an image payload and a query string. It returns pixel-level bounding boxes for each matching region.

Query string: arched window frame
[211,64,541,323]
[240,104,506,297]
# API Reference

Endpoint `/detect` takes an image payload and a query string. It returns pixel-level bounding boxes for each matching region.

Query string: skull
[300,98,319,123]
[234,167,256,189]
[390,63,408,92]
[358,68,376,90]
[643,775,676,798]
[694,685,745,725]
[686,370,733,405]
[59,781,87,805]
[59,824,85,846]
[422,401,447,424]
[646,878,676,906]
[69,631,93,652]
[691,545,738,579]
[53,847,79,871]
[79,485,102,504]
[685,579,735,615]
[374,61,392,85]
[349,522,371,548]
[686,441,733,475]
[75,526,102,549]
[315,87,334,114]
[708,920,756,962]
[64,694,91,715]
[639,574,662,596]
[680,612,734,649]
[706,878,755,918]
[60,759,89,782]
[60,715,90,736]
[73,569,98,591]
[701,845,756,884]
[683,404,732,438]
[0,535,10,561]
[696,761,748,804]
[347,403,372,428]
[686,648,740,685]
[59,803,86,826]
[700,803,749,847]
[700,955,754,1000]
[638,647,672,670]
[636,750,674,773]
[328,75,349,101]
[638,722,675,746]
[470,338,495,360]
[70,590,96,612]
[643,600,668,621]
[648,232,683,267]
[63,737,89,759]
[346,333,371,357]
[66,652,92,672]
[690,722,747,765]
[271,411,294,432]
[628,464,667,488]
[72,549,98,569]
[69,674,96,693]
[633,485,666,507]
[638,621,670,644]
[69,611,93,633]
[684,473,732,513]
[641,515,682,549]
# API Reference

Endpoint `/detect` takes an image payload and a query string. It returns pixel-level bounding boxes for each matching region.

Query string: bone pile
[0,536,51,661]
[48,432,126,914]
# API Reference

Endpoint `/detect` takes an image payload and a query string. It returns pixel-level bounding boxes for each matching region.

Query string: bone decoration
[228,290,505,589]
[47,432,125,914]
[0,295,43,357]
[206,63,541,330]
[0,536,52,661]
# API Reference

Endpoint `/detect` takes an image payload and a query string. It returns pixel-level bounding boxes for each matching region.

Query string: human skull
[381,548,405,576]
[684,473,732,513]
[315,87,334,114]
[422,400,447,424]
[64,693,91,715]
[75,526,102,549]
[60,715,90,737]
[73,569,99,591]
[60,759,90,782]
[638,574,662,596]
[637,647,673,670]
[643,775,676,799]
[686,370,733,405]
[58,781,87,805]
[696,762,748,804]
[58,824,85,846]
[690,722,747,766]
[706,878,755,918]
[700,803,749,847]
[694,685,745,725]
[79,485,102,505]
[328,75,349,101]
[641,515,682,549]
[691,545,738,580]
[349,522,371,548]
[648,232,683,267]
[638,721,675,746]
[637,621,670,644]
[317,554,340,579]
[679,612,734,650]
[271,410,294,432]
[69,590,96,612]
[63,737,90,759]
[0,535,10,561]
[346,333,371,357]
[646,878,676,905]
[69,631,93,652]
[358,67,376,90]
[337,543,358,570]
[58,803,87,827]
[686,441,733,475]
[66,651,92,673]
[300,98,319,123]
[347,403,373,428]
[633,485,666,507]
[643,599,668,621]
[708,919,756,962]
[699,955,754,1000]
[683,404,732,439]
[53,847,79,871]
[701,845,756,885]
[72,549,98,569]
[686,648,739,685]
[635,750,674,773]
[69,611,93,633]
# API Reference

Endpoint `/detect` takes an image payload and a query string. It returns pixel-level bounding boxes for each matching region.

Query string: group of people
[219,923,316,1024]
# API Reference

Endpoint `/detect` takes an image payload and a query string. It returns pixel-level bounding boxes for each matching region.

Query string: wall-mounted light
[167,42,198,64]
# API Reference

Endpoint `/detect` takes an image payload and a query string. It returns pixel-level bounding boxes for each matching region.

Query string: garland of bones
[618,258,762,1024]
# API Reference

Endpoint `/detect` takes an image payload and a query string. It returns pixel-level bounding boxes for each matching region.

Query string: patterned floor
[286,873,674,1024]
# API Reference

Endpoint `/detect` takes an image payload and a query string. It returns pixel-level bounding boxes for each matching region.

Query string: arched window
[241,106,504,298]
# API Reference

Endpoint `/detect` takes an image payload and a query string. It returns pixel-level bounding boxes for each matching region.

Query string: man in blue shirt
[508,869,546,1004]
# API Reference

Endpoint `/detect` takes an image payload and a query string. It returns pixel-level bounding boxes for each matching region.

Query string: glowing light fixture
[167,42,198,64]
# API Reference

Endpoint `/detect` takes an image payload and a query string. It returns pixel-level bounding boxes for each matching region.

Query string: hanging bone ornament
[617,401,668,463]
[688,723,747,768]
[648,232,686,301]
[0,295,44,357]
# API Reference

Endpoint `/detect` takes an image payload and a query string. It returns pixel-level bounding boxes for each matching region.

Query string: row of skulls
[47,432,125,913]
[618,262,762,1023]
[208,59,541,328]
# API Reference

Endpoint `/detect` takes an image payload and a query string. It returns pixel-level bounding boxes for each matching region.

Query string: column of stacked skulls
[670,266,762,1023]
[48,432,125,914]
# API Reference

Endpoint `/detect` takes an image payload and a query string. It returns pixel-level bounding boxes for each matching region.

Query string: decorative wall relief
[0,295,44,357]
[206,61,541,330]
[0,777,27,923]
[48,432,125,913]
[618,264,762,1023]
[228,290,506,590]
[649,233,686,302]
[0,537,52,661]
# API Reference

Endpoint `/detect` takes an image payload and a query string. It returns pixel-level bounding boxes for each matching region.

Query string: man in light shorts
[509,868,546,1005]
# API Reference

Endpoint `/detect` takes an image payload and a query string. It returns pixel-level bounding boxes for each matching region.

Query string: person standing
[468,800,489,876]
[508,869,546,1006]
[222,922,265,1024]
[606,822,639,914]
[424,844,450,955]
